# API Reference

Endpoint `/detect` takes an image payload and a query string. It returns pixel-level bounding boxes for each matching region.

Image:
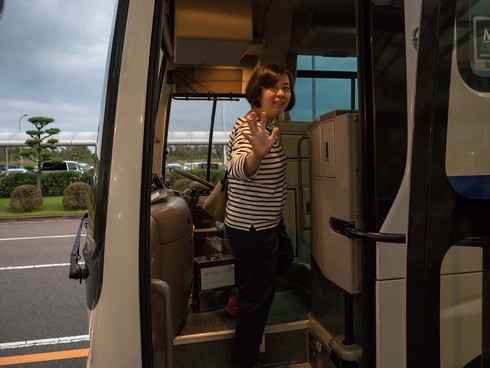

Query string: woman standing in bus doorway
[225,64,296,368]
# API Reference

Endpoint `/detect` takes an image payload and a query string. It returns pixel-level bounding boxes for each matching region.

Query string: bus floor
[172,262,312,368]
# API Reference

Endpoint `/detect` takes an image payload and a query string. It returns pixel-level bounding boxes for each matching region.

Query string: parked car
[182,162,221,170]
[165,163,182,171]
[41,160,83,172]
[78,163,94,172]
[0,165,27,174]
[0,164,23,171]
[194,162,221,170]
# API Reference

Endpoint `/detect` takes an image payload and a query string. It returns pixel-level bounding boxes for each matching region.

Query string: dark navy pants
[226,218,294,367]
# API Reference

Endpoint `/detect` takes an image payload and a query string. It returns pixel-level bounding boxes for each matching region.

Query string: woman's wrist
[244,151,262,177]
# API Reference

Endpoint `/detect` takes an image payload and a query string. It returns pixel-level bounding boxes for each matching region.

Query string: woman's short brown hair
[245,64,296,111]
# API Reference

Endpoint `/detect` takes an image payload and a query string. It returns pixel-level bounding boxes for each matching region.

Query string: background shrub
[168,169,225,188]
[10,185,43,212]
[41,171,92,196]
[62,182,91,210]
[0,171,93,198]
[0,172,37,197]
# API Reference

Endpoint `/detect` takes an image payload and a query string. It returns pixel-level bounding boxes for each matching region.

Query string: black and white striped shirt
[224,117,287,231]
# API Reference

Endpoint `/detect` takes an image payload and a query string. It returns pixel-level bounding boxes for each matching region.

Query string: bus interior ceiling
[169,0,357,67]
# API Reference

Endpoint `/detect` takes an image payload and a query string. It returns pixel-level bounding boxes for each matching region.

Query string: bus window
[293,56,358,121]
[164,97,248,186]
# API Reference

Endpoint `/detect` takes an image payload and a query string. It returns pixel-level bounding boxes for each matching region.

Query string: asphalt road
[0,218,89,368]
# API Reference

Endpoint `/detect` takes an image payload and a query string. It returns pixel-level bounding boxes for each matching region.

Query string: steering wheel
[173,168,215,190]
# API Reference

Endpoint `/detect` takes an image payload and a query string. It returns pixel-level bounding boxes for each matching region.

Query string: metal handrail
[151,279,174,368]
[330,217,406,244]
[297,135,311,248]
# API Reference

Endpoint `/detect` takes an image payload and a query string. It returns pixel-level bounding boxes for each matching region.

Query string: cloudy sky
[0,1,357,135]
[0,0,116,133]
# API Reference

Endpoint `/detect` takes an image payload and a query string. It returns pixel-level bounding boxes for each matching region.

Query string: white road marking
[0,335,90,350]
[0,262,85,271]
[0,228,90,357]
[0,234,82,242]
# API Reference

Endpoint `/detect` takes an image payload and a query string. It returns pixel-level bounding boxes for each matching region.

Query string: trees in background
[3,146,95,167]
[19,116,60,188]
[166,144,223,163]
[58,146,94,164]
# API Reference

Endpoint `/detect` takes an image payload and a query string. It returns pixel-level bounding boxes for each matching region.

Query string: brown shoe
[226,294,239,316]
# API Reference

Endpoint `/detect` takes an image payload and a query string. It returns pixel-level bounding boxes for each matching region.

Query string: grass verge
[0,196,86,219]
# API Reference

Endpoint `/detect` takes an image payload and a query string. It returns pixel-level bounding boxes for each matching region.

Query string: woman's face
[258,73,291,122]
